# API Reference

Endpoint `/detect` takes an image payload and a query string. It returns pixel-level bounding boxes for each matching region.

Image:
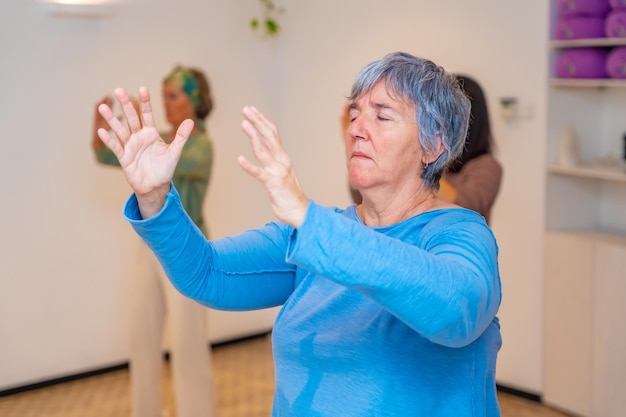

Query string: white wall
[0,0,549,394]
[0,0,280,390]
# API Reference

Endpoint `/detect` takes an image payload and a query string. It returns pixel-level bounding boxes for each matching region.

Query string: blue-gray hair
[348,52,471,189]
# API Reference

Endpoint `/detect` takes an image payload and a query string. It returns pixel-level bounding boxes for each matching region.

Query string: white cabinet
[544,232,626,417]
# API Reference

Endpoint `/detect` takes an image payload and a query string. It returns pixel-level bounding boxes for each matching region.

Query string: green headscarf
[165,68,205,132]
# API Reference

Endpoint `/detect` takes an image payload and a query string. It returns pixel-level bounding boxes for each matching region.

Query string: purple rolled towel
[554,15,607,39]
[609,0,626,10]
[606,46,626,77]
[605,10,626,36]
[555,48,609,78]
[558,0,611,16]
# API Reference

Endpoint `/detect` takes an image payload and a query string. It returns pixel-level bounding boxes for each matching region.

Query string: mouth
[351,151,370,160]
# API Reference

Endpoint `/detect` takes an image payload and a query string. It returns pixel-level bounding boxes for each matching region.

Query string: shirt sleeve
[286,202,501,348]
[124,185,296,311]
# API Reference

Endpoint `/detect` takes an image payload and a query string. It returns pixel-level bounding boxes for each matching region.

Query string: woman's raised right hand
[97,86,194,219]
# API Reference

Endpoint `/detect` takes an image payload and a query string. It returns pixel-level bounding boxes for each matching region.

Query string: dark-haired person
[91,66,216,417]
[438,74,503,224]
[95,52,502,416]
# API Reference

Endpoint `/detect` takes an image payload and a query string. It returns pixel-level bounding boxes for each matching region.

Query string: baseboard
[496,383,542,403]
[0,331,271,398]
[0,362,129,398]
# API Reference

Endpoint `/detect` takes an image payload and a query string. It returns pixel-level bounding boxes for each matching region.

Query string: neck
[358,187,439,227]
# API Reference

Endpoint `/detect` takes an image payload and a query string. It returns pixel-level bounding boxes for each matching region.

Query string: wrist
[136,184,171,220]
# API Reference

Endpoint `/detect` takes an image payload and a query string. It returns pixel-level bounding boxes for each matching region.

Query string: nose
[348,115,368,142]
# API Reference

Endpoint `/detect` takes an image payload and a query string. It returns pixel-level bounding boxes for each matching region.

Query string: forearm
[287,203,501,347]
[125,186,296,310]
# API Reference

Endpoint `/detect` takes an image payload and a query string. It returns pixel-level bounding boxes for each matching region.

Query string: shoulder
[184,131,214,151]
[424,207,488,228]
[464,154,502,174]
[419,208,497,246]
[188,130,212,143]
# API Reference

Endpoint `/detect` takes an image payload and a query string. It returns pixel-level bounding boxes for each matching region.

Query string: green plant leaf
[265,19,279,34]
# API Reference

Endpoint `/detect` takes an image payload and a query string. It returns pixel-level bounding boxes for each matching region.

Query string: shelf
[550,38,626,48]
[547,163,626,182]
[546,229,626,245]
[550,78,626,88]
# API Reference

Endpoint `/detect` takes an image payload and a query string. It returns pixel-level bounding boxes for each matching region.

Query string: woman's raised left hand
[238,106,309,228]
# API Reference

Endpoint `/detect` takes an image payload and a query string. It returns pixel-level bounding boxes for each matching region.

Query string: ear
[422,131,445,165]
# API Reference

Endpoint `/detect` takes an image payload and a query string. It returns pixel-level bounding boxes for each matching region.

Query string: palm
[116,125,178,194]
[97,87,193,197]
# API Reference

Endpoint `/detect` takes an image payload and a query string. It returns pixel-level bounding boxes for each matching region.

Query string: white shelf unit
[547,35,626,234]
[545,4,626,416]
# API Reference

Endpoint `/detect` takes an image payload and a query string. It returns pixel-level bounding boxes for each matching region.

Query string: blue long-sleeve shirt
[125,186,502,416]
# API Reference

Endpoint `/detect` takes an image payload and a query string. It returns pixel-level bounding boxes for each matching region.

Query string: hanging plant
[250,0,285,37]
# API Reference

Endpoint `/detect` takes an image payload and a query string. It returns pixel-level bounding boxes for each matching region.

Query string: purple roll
[606,46,626,78]
[555,48,609,78]
[605,10,626,36]
[558,0,611,16]
[609,0,626,10]
[554,16,607,39]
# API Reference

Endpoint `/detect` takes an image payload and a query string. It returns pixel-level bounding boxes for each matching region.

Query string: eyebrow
[373,102,395,111]
[349,101,397,112]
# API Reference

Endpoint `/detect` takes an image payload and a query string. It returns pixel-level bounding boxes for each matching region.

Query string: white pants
[129,242,216,417]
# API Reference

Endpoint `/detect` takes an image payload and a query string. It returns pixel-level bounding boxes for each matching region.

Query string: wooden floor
[0,334,574,417]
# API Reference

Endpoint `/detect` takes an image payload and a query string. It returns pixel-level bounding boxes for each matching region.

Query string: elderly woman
[92,66,216,417]
[97,52,502,416]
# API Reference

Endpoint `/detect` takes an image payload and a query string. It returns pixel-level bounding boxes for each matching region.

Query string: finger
[114,88,142,133]
[242,107,291,166]
[97,127,124,158]
[98,102,130,144]
[138,86,156,128]
[241,119,274,167]
[237,155,265,182]
[242,106,280,147]
[168,118,194,156]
